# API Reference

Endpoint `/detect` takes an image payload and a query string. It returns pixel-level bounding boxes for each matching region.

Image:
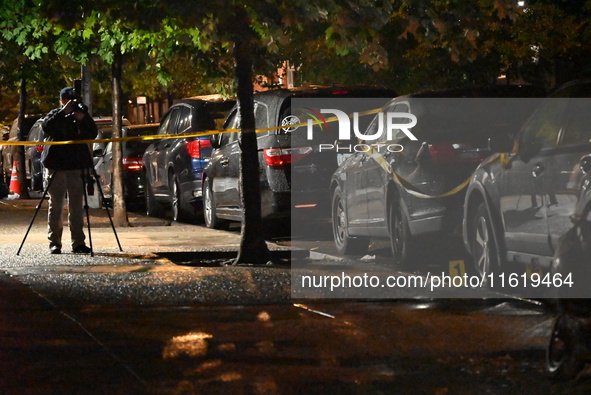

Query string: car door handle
[220,157,229,166]
[532,163,544,178]
[579,155,591,173]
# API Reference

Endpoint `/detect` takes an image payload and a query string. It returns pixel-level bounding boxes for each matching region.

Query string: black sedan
[94,124,159,210]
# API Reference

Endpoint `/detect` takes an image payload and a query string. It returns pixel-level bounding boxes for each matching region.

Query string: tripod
[17,166,122,257]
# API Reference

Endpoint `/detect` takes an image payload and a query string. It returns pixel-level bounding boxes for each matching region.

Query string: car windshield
[196,102,235,131]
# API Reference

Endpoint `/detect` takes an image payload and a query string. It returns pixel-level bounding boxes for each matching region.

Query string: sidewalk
[0,196,250,254]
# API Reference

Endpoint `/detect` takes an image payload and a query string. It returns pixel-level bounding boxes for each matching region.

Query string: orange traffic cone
[9,160,21,195]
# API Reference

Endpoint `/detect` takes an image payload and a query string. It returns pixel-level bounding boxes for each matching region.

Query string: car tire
[145,178,162,217]
[332,186,369,255]
[388,197,415,268]
[27,160,36,191]
[470,203,500,283]
[170,173,192,222]
[203,178,226,229]
[546,314,588,380]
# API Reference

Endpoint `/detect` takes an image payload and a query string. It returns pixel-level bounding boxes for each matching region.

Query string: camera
[68,79,88,113]
[70,98,88,113]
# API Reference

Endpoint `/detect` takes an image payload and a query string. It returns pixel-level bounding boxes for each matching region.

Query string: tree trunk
[111,50,129,227]
[16,76,30,199]
[81,64,93,116]
[233,17,271,265]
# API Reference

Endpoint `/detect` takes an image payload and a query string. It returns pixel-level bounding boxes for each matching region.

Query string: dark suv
[202,87,394,229]
[463,81,591,280]
[142,96,235,222]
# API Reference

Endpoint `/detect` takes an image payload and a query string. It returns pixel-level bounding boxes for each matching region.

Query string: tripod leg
[90,167,123,252]
[81,169,94,257]
[17,170,57,256]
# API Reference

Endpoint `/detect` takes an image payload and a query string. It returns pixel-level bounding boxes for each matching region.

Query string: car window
[561,99,591,146]
[255,101,270,130]
[157,113,171,135]
[362,102,405,143]
[27,122,43,142]
[519,98,569,152]
[363,108,386,142]
[158,108,180,135]
[389,103,411,142]
[178,106,192,134]
[220,110,240,145]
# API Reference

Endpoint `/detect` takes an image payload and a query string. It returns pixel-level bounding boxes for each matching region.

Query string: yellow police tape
[1,106,498,200]
[0,108,382,147]
[367,147,500,199]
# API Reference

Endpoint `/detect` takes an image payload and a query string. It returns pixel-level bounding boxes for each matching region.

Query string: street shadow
[155,250,301,267]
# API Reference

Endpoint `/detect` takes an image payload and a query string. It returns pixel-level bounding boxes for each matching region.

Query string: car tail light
[264,147,313,167]
[123,157,143,171]
[186,139,211,159]
[36,146,43,153]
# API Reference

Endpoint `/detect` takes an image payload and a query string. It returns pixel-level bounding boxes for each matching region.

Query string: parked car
[93,116,131,164]
[94,123,159,210]
[0,125,10,189]
[142,96,235,222]
[202,86,395,230]
[24,118,45,191]
[331,85,546,266]
[2,115,41,186]
[463,80,591,281]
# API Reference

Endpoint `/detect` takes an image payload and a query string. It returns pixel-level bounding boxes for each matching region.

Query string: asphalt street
[1,196,590,394]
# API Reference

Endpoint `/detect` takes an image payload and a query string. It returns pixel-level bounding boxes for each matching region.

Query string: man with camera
[41,87,98,254]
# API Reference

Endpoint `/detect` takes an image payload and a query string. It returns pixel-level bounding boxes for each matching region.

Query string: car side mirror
[488,132,514,153]
[93,148,104,157]
[210,134,222,149]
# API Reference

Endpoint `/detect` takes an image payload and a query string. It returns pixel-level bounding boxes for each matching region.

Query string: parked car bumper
[123,171,145,202]
[260,189,291,220]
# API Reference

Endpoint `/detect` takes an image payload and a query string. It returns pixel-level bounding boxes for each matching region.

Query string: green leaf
[83,28,93,40]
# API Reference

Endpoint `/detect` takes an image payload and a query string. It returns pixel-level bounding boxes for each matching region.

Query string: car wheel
[27,160,36,191]
[332,186,369,255]
[470,203,500,282]
[203,178,225,229]
[145,178,162,217]
[170,173,184,222]
[546,314,588,380]
[388,197,415,268]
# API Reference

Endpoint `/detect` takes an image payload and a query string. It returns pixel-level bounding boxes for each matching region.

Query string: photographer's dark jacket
[41,107,98,170]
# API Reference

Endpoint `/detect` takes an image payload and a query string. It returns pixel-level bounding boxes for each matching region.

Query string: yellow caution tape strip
[2,106,501,200]
[1,108,383,147]
[367,147,500,199]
